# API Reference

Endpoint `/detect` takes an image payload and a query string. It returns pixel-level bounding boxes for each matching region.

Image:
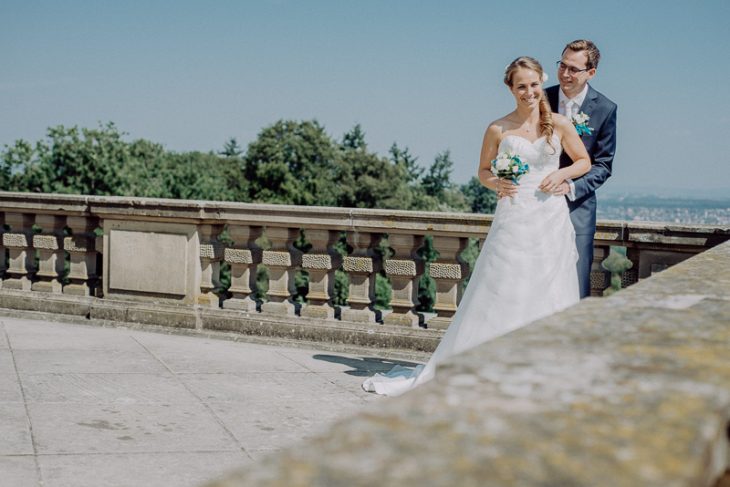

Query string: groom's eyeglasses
[556,61,590,75]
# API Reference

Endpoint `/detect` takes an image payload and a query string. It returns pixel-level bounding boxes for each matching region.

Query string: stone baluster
[31,214,66,293]
[198,224,225,308]
[624,247,641,287]
[300,229,343,320]
[222,225,263,312]
[63,216,100,296]
[383,233,424,327]
[2,213,36,291]
[261,227,302,316]
[341,232,381,323]
[427,236,468,330]
[0,213,6,286]
[95,229,104,297]
[590,244,611,296]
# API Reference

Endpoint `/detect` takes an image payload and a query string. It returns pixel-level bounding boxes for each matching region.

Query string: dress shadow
[312,354,421,377]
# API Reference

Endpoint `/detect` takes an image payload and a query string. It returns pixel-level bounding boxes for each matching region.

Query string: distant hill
[600,185,729,201]
[596,192,730,226]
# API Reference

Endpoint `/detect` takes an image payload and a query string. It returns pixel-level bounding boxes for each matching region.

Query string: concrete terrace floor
[0,316,423,487]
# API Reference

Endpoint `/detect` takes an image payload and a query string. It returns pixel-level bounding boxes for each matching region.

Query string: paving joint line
[2,320,45,487]
[130,336,253,461]
[28,448,245,457]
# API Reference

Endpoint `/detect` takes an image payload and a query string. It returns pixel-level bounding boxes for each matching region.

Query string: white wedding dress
[363,134,580,396]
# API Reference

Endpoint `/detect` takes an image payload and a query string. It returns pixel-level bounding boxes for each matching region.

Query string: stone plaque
[108,229,188,296]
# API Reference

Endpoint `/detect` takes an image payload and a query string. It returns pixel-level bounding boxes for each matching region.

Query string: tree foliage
[389,143,423,184]
[2,123,135,195]
[336,126,415,209]
[242,120,340,206]
[462,176,498,214]
[219,137,243,157]
[1,119,494,215]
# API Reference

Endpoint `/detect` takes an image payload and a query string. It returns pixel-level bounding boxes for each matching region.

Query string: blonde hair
[504,56,554,149]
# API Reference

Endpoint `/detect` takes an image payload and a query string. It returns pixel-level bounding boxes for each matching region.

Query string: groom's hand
[552,182,571,196]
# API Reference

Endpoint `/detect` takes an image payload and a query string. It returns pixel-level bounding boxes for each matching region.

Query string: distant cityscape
[596,193,730,226]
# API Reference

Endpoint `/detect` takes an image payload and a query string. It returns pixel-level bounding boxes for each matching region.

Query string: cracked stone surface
[0,316,413,487]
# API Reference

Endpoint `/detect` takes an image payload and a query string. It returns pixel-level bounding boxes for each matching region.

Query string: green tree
[0,123,245,202]
[153,152,239,201]
[341,124,366,150]
[461,176,497,214]
[422,150,454,199]
[1,123,171,197]
[219,137,243,157]
[115,138,166,196]
[418,150,470,212]
[243,120,340,206]
[43,123,136,195]
[335,126,418,210]
[389,143,423,184]
[1,139,37,191]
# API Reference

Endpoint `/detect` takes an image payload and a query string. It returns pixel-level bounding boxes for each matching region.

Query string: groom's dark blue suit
[545,84,617,298]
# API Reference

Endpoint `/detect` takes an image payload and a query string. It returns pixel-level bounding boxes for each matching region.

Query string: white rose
[574,112,589,124]
[494,157,509,172]
[512,165,519,173]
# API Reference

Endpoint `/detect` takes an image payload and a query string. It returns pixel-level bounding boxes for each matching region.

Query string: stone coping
[1,191,728,243]
[204,240,730,487]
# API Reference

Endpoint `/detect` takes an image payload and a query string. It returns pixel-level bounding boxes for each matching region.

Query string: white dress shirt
[558,84,589,119]
[557,84,589,201]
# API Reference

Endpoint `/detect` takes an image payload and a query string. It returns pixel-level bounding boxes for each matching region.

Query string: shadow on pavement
[312,354,422,376]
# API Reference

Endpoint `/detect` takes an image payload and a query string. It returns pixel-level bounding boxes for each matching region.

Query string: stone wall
[204,240,730,487]
[0,191,728,352]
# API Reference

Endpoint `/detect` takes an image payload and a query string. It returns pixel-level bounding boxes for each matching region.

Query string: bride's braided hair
[503,57,555,151]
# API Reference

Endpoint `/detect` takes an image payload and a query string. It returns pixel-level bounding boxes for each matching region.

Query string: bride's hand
[538,172,565,194]
[495,179,518,198]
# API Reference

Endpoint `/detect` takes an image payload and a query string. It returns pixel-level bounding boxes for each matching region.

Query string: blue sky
[2,0,729,195]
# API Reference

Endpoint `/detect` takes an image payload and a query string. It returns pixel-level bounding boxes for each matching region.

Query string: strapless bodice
[496,134,563,205]
[498,134,561,176]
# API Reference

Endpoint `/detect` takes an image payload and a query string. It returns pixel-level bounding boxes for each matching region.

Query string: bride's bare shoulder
[484,117,510,140]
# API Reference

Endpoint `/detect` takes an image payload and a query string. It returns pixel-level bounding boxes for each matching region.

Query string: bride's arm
[478,123,517,198]
[538,115,591,192]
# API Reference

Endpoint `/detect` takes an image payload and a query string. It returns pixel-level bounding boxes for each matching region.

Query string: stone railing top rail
[205,240,730,487]
[1,191,728,244]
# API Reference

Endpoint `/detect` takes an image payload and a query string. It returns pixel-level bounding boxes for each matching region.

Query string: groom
[546,39,617,299]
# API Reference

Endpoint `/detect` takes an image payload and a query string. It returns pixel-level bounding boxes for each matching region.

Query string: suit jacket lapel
[547,86,559,113]
[579,84,599,116]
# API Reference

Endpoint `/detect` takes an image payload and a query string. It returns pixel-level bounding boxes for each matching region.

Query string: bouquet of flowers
[571,112,593,136]
[491,151,530,185]
[491,151,529,204]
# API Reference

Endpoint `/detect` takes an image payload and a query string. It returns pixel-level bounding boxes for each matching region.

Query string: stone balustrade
[0,191,728,352]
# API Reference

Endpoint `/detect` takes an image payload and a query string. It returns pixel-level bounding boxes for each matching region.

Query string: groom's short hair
[563,39,601,70]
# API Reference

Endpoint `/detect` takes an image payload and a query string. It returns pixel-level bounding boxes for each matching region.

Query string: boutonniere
[571,112,593,136]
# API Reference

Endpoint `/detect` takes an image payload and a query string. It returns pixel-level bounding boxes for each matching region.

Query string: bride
[363,57,591,396]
